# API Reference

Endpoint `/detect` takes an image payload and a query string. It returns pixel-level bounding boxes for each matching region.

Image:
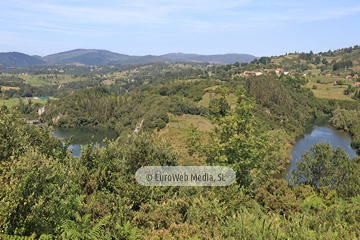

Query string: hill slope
[160,52,201,60]
[0,52,46,67]
[43,49,132,65]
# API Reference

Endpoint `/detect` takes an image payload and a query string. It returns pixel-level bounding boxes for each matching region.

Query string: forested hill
[0,49,258,67]
[42,49,132,65]
[40,70,335,140]
[0,52,46,67]
[42,49,258,66]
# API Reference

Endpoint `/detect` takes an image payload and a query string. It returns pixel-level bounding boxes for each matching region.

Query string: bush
[155,119,166,129]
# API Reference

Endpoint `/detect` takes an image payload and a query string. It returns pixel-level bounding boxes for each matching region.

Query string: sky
[1,0,360,57]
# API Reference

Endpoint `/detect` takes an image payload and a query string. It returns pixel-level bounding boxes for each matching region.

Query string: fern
[59,212,110,240]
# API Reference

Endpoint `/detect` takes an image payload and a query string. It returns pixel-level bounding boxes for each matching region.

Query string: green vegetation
[2,45,360,239]
[333,60,353,71]
[1,98,360,239]
[330,108,360,152]
[290,141,360,197]
[188,86,290,187]
[304,76,354,100]
[41,86,207,135]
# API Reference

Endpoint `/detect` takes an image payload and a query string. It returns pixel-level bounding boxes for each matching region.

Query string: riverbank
[329,108,360,154]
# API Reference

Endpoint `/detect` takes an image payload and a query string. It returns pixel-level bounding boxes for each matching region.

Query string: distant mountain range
[0,49,257,67]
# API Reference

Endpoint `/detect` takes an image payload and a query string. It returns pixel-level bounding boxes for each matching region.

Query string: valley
[1,45,360,239]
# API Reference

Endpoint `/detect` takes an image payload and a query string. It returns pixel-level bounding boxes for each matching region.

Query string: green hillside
[0,52,45,67]
[43,49,132,65]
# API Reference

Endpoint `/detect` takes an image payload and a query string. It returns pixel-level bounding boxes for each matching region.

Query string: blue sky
[1,0,360,57]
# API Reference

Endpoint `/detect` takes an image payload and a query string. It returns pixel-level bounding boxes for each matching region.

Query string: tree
[258,57,270,65]
[188,86,284,188]
[0,108,79,236]
[330,108,360,130]
[290,142,360,197]
[333,60,353,71]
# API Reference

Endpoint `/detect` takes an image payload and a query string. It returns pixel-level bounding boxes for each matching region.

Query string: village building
[243,71,256,75]
[243,71,263,76]
[275,68,283,73]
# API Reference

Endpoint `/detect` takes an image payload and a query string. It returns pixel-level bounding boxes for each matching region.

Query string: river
[284,117,357,181]
[52,126,118,157]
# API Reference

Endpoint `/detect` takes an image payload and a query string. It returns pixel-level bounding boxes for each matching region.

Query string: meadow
[305,76,355,100]
[1,97,57,108]
[21,74,89,86]
[156,113,212,165]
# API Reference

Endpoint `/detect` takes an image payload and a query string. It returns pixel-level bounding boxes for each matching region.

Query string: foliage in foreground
[1,106,360,239]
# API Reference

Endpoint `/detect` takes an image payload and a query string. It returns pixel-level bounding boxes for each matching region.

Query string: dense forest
[2,46,360,239]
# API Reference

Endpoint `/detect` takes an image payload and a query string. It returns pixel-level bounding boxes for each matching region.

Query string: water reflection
[52,126,118,157]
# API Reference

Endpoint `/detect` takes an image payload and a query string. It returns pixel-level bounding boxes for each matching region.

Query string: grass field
[102,79,115,85]
[311,87,354,100]
[156,113,213,165]
[305,77,354,100]
[21,75,53,86]
[307,69,321,75]
[197,92,237,108]
[271,54,299,64]
[1,97,58,108]
[21,74,90,86]
[1,86,20,90]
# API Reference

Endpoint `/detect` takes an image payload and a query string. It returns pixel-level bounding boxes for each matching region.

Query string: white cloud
[1,0,360,55]
[4,0,360,30]
[243,6,360,23]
